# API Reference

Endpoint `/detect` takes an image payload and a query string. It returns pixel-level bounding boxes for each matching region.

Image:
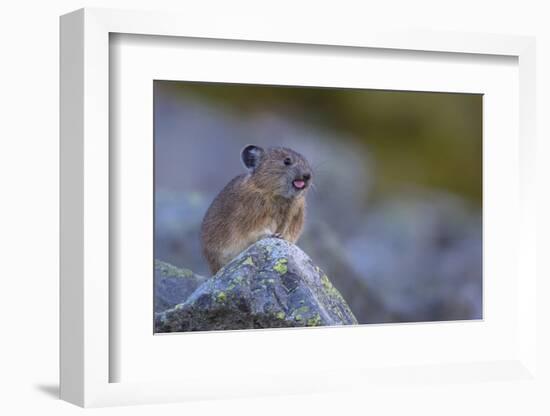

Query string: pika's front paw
[270,233,284,239]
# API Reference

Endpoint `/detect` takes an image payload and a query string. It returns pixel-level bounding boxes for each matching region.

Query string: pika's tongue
[293,180,306,189]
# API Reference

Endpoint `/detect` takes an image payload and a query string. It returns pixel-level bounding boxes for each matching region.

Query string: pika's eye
[284,157,292,166]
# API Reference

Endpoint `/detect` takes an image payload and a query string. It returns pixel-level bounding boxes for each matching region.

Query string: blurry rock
[155,238,358,332]
[300,220,396,324]
[154,190,211,276]
[345,190,482,322]
[154,260,207,313]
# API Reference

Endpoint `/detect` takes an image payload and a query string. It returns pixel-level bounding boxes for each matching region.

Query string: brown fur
[200,146,312,274]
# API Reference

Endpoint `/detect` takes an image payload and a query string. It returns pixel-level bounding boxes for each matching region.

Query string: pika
[200,145,313,274]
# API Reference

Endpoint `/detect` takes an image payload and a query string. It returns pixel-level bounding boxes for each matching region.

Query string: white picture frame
[60,7,537,408]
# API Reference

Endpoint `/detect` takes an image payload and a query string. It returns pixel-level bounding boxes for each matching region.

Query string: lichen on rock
[154,259,206,313]
[155,238,358,332]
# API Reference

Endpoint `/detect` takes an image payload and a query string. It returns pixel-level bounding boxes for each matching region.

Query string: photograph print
[153,81,482,333]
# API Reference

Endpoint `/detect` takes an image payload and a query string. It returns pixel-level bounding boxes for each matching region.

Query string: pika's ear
[241,145,265,171]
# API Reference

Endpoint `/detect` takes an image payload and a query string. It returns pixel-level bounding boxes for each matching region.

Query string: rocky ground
[155,238,358,332]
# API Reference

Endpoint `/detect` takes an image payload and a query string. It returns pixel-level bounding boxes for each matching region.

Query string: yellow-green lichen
[294,305,309,315]
[321,274,345,300]
[273,258,288,274]
[321,274,331,291]
[276,311,286,320]
[216,292,227,302]
[242,256,255,266]
[306,314,322,326]
[155,259,194,279]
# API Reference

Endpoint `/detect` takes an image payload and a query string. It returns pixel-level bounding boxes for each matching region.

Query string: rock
[344,191,482,322]
[300,219,396,324]
[154,260,206,313]
[154,190,211,276]
[155,238,358,332]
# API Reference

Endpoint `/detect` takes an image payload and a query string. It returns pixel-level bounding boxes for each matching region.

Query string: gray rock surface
[154,260,206,313]
[345,191,482,322]
[300,219,396,323]
[155,238,358,332]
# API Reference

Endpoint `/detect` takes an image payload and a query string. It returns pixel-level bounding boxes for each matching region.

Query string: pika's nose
[302,173,311,181]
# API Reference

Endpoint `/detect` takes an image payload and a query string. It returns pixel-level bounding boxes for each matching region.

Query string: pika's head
[241,145,313,199]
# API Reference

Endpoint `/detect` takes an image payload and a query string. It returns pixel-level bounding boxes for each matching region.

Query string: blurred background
[154,80,482,324]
